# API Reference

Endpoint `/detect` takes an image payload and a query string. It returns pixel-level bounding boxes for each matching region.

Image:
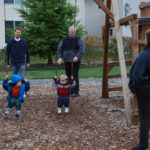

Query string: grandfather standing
[6,28,30,78]
[57,26,84,97]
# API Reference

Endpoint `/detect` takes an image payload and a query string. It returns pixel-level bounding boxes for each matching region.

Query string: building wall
[122,0,150,37]
[84,0,105,36]
[0,2,23,49]
[69,0,84,25]
[85,0,150,37]
[83,0,124,36]
[0,1,5,49]
[5,4,23,21]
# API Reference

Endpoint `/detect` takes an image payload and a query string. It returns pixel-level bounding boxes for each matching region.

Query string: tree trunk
[48,56,53,65]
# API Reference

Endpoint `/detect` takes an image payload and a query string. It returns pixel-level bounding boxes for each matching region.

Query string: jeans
[12,64,26,78]
[8,97,21,110]
[65,62,80,95]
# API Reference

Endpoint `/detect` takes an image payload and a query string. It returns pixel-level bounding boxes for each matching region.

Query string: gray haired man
[57,26,85,97]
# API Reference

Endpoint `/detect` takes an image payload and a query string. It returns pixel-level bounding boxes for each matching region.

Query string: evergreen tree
[18,0,84,64]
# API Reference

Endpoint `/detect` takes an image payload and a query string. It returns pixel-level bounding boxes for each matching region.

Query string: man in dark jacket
[57,26,84,97]
[129,29,150,150]
[6,28,30,78]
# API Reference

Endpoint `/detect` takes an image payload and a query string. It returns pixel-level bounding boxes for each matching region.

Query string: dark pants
[137,91,150,149]
[57,96,69,108]
[65,62,80,95]
[8,97,21,110]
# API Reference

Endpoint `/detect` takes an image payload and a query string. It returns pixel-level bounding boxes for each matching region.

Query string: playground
[1,0,150,149]
[0,81,138,150]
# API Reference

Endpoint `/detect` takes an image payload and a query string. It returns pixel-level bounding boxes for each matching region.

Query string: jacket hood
[11,75,23,84]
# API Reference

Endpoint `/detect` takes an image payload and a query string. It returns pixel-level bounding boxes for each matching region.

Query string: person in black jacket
[57,26,84,97]
[129,29,150,150]
[6,27,30,78]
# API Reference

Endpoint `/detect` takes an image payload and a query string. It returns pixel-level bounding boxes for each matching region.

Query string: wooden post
[112,0,132,126]
[130,14,139,63]
[129,15,139,126]
[102,0,112,98]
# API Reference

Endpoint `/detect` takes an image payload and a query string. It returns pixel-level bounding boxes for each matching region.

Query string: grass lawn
[0,66,131,80]
[0,50,132,80]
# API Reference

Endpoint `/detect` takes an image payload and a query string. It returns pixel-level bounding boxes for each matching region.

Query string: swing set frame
[93,0,134,126]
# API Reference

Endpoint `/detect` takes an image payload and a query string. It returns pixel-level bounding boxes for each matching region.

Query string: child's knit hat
[11,75,23,84]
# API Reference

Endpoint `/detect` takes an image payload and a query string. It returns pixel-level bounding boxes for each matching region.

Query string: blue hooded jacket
[2,75,30,102]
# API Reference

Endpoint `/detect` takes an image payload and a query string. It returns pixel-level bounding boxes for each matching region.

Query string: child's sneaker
[15,110,20,117]
[5,108,12,115]
[23,92,28,98]
[65,107,69,114]
[57,108,61,114]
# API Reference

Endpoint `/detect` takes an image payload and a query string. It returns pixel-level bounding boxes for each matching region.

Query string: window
[4,0,14,4]
[5,21,14,43]
[109,28,113,36]
[15,0,23,4]
[4,0,23,4]
[5,21,24,43]
[15,21,23,27]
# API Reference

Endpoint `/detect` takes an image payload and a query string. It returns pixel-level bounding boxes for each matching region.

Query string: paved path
[0,78,122,88]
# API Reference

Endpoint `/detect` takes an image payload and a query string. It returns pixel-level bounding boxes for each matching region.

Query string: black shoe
[71,93,79,97]
[15,114,20,118]
[131,146,146,150]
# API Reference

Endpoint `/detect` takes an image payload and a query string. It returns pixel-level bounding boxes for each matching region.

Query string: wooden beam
[112,0,132,126]
[108,73,129,79]
[131,95,139,125]
[139,39,145,44]
[107,66,114,74]
[139,22,150,26]
[109,14,138,27]
[129,14,139,63]
[108,87,122,91]
[93,0,114,20]
[108,74,121,79]
[139,2,150,9]
[102,0,111,98]
[107,59,132,66]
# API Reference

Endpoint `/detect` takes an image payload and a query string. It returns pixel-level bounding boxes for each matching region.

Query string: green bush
[82,36,132,64]
[108,37,132,60]
[83,36,103,64]
[0,50,5,64]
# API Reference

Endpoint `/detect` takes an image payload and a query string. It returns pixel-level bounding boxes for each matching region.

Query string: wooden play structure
[93,0,150,126]
[93,0,132,126]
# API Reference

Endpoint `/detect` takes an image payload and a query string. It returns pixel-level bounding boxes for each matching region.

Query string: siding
[84,0,105,36]
[0,1,5,49]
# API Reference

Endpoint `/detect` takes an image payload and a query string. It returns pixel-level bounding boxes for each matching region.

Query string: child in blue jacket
[3,74,30,117]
